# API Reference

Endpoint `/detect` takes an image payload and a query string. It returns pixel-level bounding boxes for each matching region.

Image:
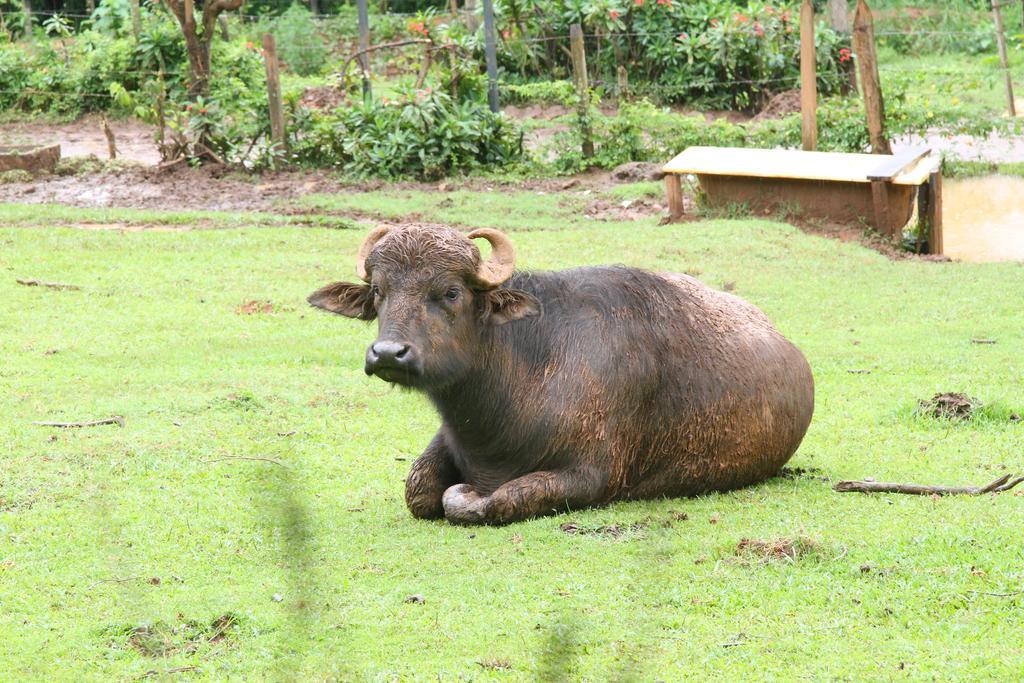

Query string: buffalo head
[309,225,540,387]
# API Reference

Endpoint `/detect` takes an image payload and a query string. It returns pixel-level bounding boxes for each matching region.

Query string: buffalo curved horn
[355,225,393,282]
[467,228,516,288]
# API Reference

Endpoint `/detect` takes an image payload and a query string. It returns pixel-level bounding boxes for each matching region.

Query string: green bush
[292,88,523,179]
[492,0,847,109]
[274,3,328,77]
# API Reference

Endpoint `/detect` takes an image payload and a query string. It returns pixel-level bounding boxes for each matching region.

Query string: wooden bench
[662,146,943,254]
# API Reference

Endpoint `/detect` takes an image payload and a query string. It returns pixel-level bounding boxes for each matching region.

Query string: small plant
[293,89,523,179]
[275,3,328,77]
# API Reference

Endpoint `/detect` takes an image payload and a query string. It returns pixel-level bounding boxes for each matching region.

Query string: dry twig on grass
[16,278,81,291]
[834,473,1023,496]
[199,456,287,468]
[33,416,125,428]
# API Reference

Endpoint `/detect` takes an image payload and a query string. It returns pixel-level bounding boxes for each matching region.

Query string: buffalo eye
[370,285,382,298]
[444,287,460,302]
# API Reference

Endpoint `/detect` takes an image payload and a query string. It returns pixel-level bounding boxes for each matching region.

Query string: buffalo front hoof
[442,484,488,525]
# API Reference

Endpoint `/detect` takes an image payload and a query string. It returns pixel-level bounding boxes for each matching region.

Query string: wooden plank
[665,174,684,221]
[800,0,817,151]
[853,0,892,154]
[663,147,932,186]
[866,147,930,181]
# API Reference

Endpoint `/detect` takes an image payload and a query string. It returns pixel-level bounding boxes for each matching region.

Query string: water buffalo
[309,224,814,525]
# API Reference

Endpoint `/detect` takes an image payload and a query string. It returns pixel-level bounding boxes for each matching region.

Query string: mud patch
[559,521,648,538]
[734,536,820,562]
[586,197,665,221]
[299,86,347,111]
[917,392,980,420]
[0,116,161,165]
[778,466,831,483]
[752,90,802,122]
[109,613,241,657]
[610,161,665,183]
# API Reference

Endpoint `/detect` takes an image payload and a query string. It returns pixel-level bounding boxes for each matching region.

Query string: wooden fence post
[992,1,1016,117]
[828,0,857,94]
[129,0,141,40]
[262,33,286,150]
[357,0,372,105]
[853,0,891,154]
[569,24,594,159]
[482,0,500,112]
[22,0,32,37]
[800,0,817,151]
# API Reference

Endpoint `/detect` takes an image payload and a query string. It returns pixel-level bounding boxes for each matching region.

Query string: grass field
[2,188,1023,680]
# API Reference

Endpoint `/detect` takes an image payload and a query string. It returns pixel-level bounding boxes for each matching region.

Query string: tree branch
[834,473,1024,496]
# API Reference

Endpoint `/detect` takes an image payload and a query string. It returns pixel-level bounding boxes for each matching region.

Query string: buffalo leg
[405,432,460,519]
[442,467,605,525]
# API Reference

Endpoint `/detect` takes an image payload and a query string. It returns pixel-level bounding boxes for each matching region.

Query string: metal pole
[482,0,499,112]
[357,0,372,105]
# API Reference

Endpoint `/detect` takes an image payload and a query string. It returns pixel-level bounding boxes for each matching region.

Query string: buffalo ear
[307,282,376,320]
[484,288,540,325]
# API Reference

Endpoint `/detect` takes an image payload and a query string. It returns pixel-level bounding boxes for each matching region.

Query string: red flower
[839,47,852,63]
[678,32,689,40]
[502,28,511,39]
[634,0,643,6]
[753,21,764,37]
[656,0,671,6]
[185,104,192,111]
[245,41,254,50]
[609,9,620,20]
[407,20,427,36]
[734,13,749,23]
[199,108,207,114]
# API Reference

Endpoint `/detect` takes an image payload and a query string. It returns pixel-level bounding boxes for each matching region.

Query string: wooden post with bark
[800,0,817,151]
[21,0,31,37]
[828,0,857,93]
[482,0,499,112]
[129,0,141,39]
[164,0,243,99]
[992,1,1016,117]
[357,0,371,105]
[852,0,891,154]
[569,24,594,159]
[262,33,286,150]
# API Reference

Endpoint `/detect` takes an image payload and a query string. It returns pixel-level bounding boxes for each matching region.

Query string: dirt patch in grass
[586,196,666,221]
[111,613,241,657]
[778,466,831,483]
[559,521,648,538]
[918,392,981,420]
[478,656,513,671]
[752,89,802,122]
[235,300,275,315]
[735,536,820,562]
[299,86,347,111]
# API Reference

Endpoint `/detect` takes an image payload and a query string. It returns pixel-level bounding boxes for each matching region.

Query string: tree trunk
[165,0,242,99]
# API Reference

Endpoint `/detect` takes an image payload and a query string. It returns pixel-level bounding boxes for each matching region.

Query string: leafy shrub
[491,0,847,108]
[503,81,577,107]
[275,3,328,77]
[292,88,523,179]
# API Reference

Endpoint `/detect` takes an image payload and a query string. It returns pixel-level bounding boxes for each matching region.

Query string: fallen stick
[834,473,1023,496]
[33,416,125,428]
[16,278,81,291]
[199,456,287,468]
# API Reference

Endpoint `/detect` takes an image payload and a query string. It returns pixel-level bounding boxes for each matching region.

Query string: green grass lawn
[2,190,1023,680]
